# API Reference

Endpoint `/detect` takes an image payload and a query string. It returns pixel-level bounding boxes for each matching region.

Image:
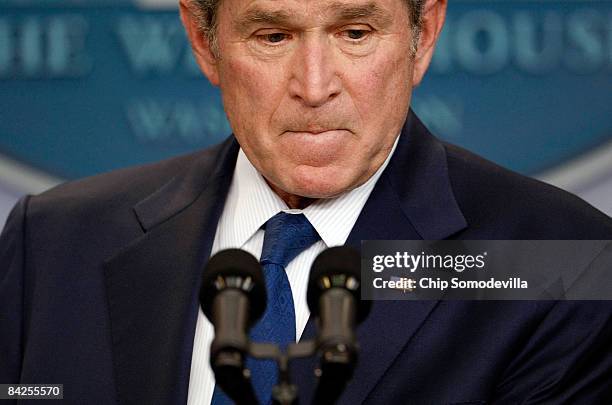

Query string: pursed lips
[283,128,351,135]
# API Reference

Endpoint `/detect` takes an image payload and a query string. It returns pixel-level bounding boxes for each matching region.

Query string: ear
[179,0,220,86]
[412,0,447,87]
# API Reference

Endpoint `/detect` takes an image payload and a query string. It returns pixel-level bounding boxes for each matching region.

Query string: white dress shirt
[187,136,399,404]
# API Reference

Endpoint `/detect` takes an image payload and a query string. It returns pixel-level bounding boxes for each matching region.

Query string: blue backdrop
[1,0,611,179]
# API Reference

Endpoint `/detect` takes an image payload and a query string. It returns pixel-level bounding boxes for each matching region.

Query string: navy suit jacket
[2,112,612,404]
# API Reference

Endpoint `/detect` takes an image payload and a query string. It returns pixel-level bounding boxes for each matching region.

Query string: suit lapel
[103,138,239,405]
[294,112,468,405]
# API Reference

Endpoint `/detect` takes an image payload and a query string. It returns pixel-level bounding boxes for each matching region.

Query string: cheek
[348,53,412,130]
[370,53,412,104]
[219,57,282,131]
[218,56,292,169]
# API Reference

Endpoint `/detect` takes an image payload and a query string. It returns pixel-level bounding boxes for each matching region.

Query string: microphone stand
[248,340,318,405]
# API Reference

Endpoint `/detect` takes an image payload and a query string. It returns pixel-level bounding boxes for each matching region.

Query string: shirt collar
[215,134,400,249]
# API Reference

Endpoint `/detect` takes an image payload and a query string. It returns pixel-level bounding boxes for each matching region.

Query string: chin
[267,164,360,200]
[293,186,344,199]
[286,173,353,199]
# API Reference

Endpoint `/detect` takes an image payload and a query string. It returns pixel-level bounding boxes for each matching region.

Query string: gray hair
[189,0,425,57]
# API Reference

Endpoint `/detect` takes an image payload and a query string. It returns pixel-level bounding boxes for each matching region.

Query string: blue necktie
[211,212,320,405]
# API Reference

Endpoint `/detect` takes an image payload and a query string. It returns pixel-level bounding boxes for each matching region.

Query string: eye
[346,29,367,40]
[339,27,372,43]
[257,32,291,45]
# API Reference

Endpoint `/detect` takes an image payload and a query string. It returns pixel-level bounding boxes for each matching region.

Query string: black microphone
[200,249,266,405]
[307,246,371,405]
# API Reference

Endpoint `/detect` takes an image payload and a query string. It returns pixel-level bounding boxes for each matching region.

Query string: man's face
[196,0,422,199]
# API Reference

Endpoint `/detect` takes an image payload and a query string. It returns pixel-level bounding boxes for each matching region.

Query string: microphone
[200,249,266,405]
[307,246,371,405]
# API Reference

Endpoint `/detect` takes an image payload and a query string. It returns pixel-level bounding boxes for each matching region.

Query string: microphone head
[200,249,267,326]
[307,246,371,324]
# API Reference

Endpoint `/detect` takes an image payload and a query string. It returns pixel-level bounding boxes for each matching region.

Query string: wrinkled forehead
[219,0,409,29]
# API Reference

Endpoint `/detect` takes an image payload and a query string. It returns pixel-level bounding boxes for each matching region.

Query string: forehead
[219,0,410,26]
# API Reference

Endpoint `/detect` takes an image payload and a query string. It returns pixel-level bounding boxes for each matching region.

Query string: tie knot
[260,212,320,268]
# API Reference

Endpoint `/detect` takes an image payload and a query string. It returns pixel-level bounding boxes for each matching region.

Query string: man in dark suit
[1,0,611,403]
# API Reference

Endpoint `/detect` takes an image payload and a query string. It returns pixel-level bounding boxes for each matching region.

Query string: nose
[288,35,342,108]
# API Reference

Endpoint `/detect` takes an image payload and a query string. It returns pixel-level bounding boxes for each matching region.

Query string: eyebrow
[327,1,393,26]
[235,1,393,34]
[236,9,295,35]
[238,9,294,26]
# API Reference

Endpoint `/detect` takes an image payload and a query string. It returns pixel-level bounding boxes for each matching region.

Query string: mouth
[280,129,351,153]
[284,128,351,135]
